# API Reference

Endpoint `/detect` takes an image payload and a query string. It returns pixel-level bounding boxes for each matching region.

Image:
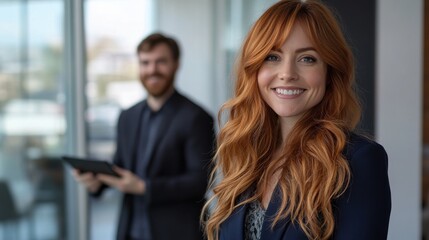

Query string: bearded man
[73,33,215,240]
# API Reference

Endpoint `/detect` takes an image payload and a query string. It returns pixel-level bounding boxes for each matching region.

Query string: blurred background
[0,0,425,239]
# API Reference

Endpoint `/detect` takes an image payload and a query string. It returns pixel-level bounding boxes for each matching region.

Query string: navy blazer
[95,91,215,240]
[219,133,391,240]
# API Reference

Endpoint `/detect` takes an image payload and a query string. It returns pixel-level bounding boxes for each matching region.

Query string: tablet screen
[62,156,120,177]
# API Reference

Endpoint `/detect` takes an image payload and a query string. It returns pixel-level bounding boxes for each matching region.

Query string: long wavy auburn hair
[202,0,361,239]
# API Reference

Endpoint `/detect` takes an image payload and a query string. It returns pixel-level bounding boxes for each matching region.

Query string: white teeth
[275,88,304,95]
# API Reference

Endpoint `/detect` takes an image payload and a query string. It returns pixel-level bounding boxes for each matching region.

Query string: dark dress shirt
[130,105,162,239]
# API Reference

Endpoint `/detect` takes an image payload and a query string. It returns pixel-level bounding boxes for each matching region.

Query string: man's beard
[141,72,175,98]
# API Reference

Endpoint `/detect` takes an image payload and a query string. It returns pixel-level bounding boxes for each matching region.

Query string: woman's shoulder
[344,132,386,158]
[334,134,391,239]
[343,132,388,172]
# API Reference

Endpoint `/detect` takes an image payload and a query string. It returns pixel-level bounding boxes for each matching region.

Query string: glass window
[84,0,153,239]
[221,0,278,100]
[0,0,66,239]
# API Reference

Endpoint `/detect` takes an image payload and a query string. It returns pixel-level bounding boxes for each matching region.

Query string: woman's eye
[265,54,279,62]
[300,56,316,63]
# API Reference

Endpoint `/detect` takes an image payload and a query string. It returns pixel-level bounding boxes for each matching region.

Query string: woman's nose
[277,63,298,81]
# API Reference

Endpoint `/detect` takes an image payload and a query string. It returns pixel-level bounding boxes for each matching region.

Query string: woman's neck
[279,117,298,143]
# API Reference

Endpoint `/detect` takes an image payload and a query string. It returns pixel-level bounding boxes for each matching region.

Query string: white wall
[154,0,217,116]
[376,0,423,239]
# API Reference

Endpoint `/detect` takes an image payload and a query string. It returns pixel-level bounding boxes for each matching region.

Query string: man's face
[138,43,178,98]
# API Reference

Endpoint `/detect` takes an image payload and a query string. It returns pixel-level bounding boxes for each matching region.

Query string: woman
[203,0,391,239]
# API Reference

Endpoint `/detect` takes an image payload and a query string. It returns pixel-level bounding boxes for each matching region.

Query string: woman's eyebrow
[295,47,317,53]
[271,46,317,54]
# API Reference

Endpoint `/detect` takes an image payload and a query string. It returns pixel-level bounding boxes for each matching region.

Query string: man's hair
[136,33,180,61]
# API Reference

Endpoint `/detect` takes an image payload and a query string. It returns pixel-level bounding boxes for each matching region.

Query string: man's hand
[72,169,102,193]
[97,166,146,195]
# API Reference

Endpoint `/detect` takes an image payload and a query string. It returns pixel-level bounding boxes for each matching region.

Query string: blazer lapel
[219,188,254,240]
[220,204,246,240]
[260,186,291,239]
[128,101,147,170]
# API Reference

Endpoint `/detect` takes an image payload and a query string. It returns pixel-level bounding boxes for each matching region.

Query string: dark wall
[323,0,376,135]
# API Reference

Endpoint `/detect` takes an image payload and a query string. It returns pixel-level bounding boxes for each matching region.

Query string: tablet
[62,156,120,177]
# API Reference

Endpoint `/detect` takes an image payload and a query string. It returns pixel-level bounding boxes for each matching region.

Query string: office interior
[0,0,425,239]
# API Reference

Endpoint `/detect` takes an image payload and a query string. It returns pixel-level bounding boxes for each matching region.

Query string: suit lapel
[220,204,246,240]
[260,186,292,239]
[219,188,254,240]
[128,101,147,170]
[219,186,294,239]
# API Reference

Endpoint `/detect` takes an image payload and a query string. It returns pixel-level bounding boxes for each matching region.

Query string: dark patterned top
[244,201,266,240]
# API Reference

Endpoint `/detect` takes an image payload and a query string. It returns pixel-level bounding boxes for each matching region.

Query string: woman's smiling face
[258,21,327,125]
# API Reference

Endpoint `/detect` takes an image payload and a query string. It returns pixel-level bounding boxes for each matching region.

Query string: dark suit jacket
[96,91,215,240]
[219,133,391,240]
